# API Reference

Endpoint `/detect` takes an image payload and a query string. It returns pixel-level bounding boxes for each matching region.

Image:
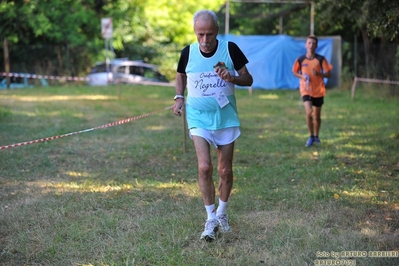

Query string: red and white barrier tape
[0,72,174,87]
[354,77,399,85]
[1,72,88,81]
[0,106,172,150]
[351,77,399,99]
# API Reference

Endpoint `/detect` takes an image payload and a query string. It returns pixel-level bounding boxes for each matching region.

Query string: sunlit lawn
[0,83,398,265]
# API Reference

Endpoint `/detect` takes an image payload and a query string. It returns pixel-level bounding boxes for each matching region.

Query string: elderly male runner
[172,10,253,241]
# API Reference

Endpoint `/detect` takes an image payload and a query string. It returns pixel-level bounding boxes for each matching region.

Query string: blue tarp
[218,34,333,90]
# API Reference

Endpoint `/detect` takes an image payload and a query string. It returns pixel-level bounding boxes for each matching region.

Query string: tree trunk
[361,29,370,78]
[3,38,10,89]
[55,45,63,76]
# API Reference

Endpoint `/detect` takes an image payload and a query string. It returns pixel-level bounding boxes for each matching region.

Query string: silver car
[86,58,169,86]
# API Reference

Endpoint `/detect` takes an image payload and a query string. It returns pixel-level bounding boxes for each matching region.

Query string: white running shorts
[189,127,241,148]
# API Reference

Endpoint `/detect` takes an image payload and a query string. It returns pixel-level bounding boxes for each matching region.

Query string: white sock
[216,199,227,216]
[205,204,217,220]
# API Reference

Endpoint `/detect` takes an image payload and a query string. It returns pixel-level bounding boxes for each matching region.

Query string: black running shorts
[302,95,324,107]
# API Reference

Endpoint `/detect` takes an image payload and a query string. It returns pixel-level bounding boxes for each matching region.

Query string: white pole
[105,39,109,85]
[225,0,230,34]
[310,1,314,35]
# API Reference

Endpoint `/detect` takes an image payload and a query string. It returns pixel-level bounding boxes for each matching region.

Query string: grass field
[0,83,398,266]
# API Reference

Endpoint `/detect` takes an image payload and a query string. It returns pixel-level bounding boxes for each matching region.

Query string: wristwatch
[174,94,184,101]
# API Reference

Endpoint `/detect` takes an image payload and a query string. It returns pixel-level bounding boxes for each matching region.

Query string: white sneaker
[200,219,218,241]
[217,214,231,233]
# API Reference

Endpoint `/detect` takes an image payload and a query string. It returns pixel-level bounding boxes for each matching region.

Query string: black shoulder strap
[315,54,325,70]
[298,55,306,70]
[298,54,325,71]
[297,55,306,72]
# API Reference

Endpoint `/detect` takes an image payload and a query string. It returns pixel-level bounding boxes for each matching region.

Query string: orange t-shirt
[292,54,333,97]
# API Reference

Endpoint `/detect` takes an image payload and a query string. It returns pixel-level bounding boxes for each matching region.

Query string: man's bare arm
[233,66,253,87]
[172,72,187,116]
[175,72,187,95]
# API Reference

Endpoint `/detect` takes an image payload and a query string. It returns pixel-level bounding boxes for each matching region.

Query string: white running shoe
[217,214,231,233]
[200,219,218,241]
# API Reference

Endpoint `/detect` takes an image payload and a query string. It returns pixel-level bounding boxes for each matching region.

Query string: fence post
[351,76,357,99]
[183,110,187,153]
[117,78,121,101]
[3,38,10,89]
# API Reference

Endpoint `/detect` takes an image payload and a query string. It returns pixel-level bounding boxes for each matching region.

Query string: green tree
[1,0,104,75]
[217,1,312,36]
[0,0,226,79]
[221,0,399,79]
[142,0,225,78]
[2,0,397,80]
[366,0,399,41]
[315,0,399,78]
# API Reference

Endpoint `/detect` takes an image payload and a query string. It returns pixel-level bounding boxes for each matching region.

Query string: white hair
[193,10,219,28]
